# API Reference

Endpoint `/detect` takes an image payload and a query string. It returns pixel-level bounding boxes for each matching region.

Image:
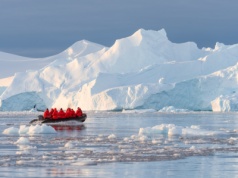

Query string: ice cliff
[1,29,238,112]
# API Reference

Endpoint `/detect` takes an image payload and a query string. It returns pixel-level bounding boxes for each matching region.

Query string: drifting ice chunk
[3,124,56,135]
[138,124,218,137]
[108,134,117,140]
[64,141,77,148]
[2,127,19,135]
[28,124,56,135]
[15,137,30,145]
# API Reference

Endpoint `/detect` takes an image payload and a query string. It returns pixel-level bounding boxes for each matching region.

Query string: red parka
[76,107,83,117]
[58,108,65,119]
[43,108,51,119]
[52,108,58,119]
[71,109,76,117]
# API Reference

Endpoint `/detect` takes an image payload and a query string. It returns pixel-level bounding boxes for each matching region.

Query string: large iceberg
[1,29,238,112]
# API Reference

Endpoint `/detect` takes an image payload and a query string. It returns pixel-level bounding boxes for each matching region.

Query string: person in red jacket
[43,108,51,119]
[49,108,54,118]
[52,108,58,119]
[71,109,76,118]
[65,108,71,118]
[58,108,65,119]
[76,107,83,117]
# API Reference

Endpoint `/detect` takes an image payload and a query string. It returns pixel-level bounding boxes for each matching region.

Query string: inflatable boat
[29,113,87,124]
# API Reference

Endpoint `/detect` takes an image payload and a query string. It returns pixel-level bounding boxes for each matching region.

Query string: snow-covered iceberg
[1,29,238,112]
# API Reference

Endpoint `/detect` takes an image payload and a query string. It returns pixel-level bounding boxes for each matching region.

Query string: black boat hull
[30,114,87,124]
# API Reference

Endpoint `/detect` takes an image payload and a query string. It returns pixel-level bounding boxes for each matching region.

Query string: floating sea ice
[227,137,238,145]
[130,135,137,139]
[168,126,183,136]
[71,159,97,166]
[123,137,130,142]
[189,145,196,150]
[108,134,117,140]
[138,124,218,137]
[19,125,29,134]
[182,126,217,136]
[66,156,78,160]
[16,160,25,165]
[14,137,30,145]
[2,127,19,135]
[229,137,238,141]
[28,124,57,135]
[19,147,37,156]
[16,145,37,155]
[3,124,56,135]
[152,139,163,144]
[139,124,178,136]
[138,135,148,142]
[95,134,105,141]
[191,125,200,129]
[18,145,37,150]
[64,141,76,148]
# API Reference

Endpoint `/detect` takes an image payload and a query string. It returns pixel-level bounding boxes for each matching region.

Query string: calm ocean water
[0,111,238,177]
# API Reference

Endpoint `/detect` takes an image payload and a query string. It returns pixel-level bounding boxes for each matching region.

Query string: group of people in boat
[43,107,83,119]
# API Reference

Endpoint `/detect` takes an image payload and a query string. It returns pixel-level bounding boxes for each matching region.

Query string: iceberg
[1,29,238,112]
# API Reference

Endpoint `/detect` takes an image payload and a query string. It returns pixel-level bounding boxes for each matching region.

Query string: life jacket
[76,107,83,117]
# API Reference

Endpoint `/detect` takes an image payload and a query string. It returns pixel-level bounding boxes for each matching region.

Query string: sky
[0,0,238,58]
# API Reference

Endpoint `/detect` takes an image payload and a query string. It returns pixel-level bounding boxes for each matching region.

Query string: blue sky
[0,0,238,57]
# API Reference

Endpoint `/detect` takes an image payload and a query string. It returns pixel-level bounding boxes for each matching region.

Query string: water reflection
[51,124,86,131]
[47,167,83,177]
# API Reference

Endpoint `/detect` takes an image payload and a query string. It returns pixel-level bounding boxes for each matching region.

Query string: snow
[0,77,13,96]
[0,76,13,87]
[0,40,105,79]
[1,29,238,111]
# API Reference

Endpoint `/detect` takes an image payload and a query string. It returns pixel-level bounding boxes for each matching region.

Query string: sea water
[0,111,238,177]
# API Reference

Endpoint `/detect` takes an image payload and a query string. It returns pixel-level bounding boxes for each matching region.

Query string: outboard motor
[38,115,44,120]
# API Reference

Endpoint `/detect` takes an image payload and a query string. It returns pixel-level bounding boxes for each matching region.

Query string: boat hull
[29,114,87,124]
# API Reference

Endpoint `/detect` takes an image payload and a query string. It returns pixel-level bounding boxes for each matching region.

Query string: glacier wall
[0,92,46,111]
